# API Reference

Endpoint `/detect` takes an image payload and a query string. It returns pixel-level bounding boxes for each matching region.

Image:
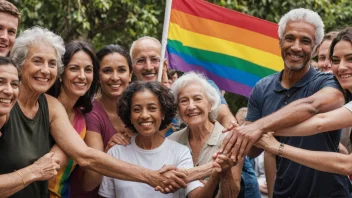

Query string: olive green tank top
[0,94,54,198]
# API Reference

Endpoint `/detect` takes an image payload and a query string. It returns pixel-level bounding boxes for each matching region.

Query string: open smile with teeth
[73,82,87,87]
[140,122,153,126]
[187,112,201,117]
[0,98,12,104]
[0,43,8,48]
[289,53,303,60]
[340,74,352,79]
[143,72,156,77]
[35,77,49,82]
[110,84,121,88]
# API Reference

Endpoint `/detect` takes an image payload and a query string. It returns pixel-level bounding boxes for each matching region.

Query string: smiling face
[0,65,19,115]
[99,53,132,99]
[131,39,161,82]
[130,89,164,136]
[178,83,212,127]
[0,12,18,56]
[318,40,333,72]
[21,43,58,94]
[60,51,94,99]
[331,40,352,92]
[280,21,316,71]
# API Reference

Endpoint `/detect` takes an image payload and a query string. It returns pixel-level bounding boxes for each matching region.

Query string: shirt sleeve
[316,73,343,92]
[246,82,263,122]
[98,148,118,198]
[84,110,103,134]
[176,145,204,196]
[207,79,227,105]
[344,101,352,112]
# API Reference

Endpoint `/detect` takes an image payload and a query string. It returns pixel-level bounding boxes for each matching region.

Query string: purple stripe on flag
[168,52,252,97]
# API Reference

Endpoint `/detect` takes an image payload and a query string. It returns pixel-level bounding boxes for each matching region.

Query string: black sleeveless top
[0,94,54,198]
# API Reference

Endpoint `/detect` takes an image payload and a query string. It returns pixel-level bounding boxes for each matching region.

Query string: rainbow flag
[166,0,284,97]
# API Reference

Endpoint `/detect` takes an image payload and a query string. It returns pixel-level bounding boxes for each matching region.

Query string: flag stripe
[168,45,261,87]
[168,52,253,96]
[170,9,281,56]
[172,0,278,39]
[169,22,284,71]
[168,39,277,78]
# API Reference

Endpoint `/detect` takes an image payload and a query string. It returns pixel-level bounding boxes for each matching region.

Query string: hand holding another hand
[153,165,188,194]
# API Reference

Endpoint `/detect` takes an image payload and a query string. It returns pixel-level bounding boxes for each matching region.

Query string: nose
[144,58,154,70]
[291,40,302,51]
[111,71,119,81]
[0,30,8,40]
[40,63,50,75]
[78,69,86,80]
[2,83,14,96]
[187,100,196,110]
[323,58,331,68]
[140,109,150,119]
[338,59,348,72]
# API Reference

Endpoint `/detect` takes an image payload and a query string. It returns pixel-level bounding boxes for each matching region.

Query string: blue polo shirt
[246,66,352,198]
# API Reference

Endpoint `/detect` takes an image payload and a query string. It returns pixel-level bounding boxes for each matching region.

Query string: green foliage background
[10,0,352,114]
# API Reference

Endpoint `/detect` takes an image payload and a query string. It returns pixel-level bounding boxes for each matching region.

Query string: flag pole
[157,0,173,82]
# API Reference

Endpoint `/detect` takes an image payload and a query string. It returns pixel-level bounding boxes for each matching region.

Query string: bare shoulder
[44,94,65,119]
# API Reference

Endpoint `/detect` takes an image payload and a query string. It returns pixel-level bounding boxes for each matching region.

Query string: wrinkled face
[178,83,212,127]
[130,90,164,136]
[131,39,161,82]
[99,53,132,99]
[331,40,352,92]
[60,51,94,99]
[21,43,58,93]
[0,12,18,56]
[318,40,333,72]
[0,65,19,116]
[280,21,316,71]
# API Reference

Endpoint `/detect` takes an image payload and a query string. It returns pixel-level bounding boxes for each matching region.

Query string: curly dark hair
[117,81,176,133]
[47,40,99,114]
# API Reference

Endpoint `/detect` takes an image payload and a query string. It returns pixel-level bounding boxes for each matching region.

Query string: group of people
[2,0,352,198]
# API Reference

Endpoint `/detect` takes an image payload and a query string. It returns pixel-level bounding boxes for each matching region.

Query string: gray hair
[129,36,161,59]
[10,26,65,75]
[171,72,220,123]
[278,8,324,50]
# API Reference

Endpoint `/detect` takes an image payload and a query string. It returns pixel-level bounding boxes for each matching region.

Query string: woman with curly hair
[99,81,233,198]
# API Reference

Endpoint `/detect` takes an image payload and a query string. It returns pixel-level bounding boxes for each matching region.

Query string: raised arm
[46,95,187,190]
[256,133,352,176]
[275,106,352,136]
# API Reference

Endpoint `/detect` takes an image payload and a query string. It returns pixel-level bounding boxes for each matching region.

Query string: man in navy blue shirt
[221,8,352,197]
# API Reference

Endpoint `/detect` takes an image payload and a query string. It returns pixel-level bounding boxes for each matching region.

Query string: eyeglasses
[133,57,161,66]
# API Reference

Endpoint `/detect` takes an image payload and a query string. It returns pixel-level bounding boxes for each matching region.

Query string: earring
[59,77,62,83]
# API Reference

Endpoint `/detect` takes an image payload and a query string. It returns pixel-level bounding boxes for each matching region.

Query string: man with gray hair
[221,8,352,197]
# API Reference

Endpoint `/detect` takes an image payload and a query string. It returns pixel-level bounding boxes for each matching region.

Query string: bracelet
[15,170,25,186]
[278,143,284,157]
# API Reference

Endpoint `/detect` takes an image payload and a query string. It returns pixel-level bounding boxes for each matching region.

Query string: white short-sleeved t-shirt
[344,101,352,112]
[98,136,203,198]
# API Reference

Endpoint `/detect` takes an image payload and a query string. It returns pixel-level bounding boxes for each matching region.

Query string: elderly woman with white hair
[0,26,190,198]
[169,72,242,197]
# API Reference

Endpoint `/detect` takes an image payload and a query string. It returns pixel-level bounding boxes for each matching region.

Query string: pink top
[70,99,117,198]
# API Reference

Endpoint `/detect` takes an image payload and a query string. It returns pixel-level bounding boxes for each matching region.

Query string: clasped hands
[154,152,236,194]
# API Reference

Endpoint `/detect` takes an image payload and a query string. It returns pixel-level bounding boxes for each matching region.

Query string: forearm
[264,152,276,198]
[0,166,39,197]
[75,147,155,186]
[218,169,240,198]
[217,104,236,128]
[184,162,213,183]
[265,143,352,176]
[82,169,103,191]
[191,175,221,198]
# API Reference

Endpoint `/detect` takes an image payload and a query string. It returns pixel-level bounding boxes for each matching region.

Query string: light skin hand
[30,152,61,181]
[212,153,236,175]
[154,165,188,194]
[255,132,280,153]
[104,132,132,152]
